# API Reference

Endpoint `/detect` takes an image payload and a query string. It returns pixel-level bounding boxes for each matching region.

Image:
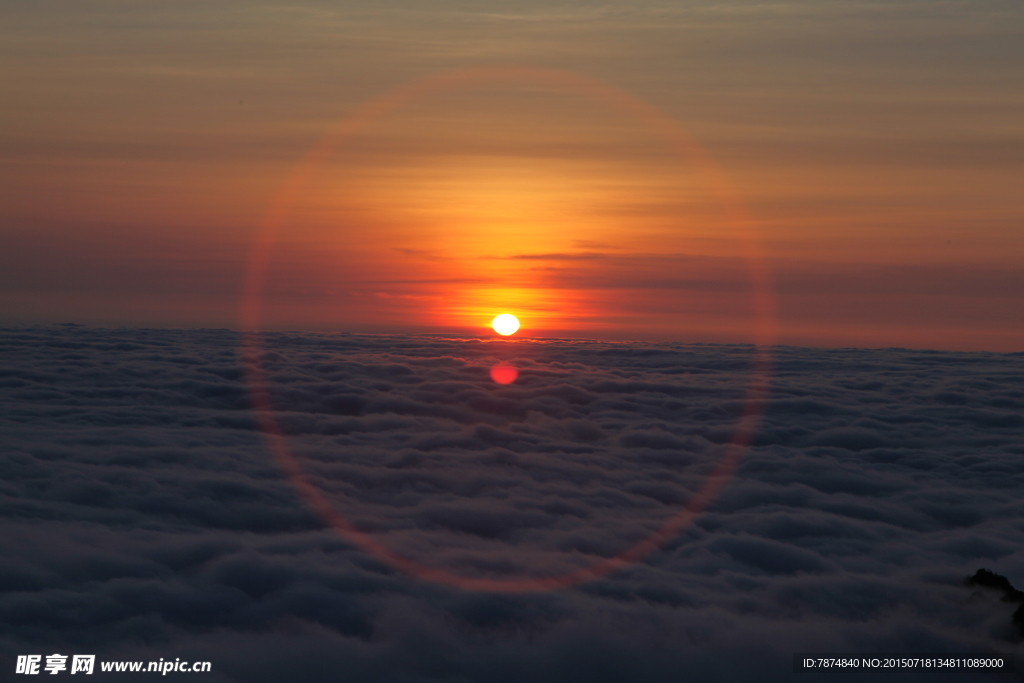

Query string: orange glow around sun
[246,68,777,344]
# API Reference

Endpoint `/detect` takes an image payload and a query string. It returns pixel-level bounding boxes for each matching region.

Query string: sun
[491,313,520,336]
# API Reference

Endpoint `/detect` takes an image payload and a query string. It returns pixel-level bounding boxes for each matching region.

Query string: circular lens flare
[241,66,778,594]
[491,314,520,336]
[490,363,519,385]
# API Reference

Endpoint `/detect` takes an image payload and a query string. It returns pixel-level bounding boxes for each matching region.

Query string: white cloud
[1,324,1022,680]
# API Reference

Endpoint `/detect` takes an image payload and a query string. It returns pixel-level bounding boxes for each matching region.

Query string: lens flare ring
[240,66,777,593]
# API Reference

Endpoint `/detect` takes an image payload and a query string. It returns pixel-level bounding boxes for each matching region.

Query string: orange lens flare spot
[491,313,520,336]
[490,363,519,385]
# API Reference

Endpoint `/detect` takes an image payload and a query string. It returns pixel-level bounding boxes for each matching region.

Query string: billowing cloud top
[1,325,1022,680]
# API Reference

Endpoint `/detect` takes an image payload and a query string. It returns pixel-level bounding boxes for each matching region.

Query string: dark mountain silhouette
[966,568,1024,637]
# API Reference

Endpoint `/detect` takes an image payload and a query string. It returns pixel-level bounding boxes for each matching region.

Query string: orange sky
[1,1,1022,350]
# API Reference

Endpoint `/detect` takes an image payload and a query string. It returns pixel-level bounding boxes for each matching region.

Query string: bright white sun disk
[492,314,520,336]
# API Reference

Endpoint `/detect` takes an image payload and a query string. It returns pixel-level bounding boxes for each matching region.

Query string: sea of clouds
[2,325,1023,681]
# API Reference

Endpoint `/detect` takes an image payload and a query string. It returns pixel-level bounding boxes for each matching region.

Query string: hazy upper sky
[2,0,1022,350]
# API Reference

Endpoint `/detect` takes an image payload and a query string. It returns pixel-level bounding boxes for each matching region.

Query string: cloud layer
[2,325,1023,680]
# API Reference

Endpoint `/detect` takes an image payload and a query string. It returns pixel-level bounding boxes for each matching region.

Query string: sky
[2,326,1023,680]
[1,0,1023,350]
